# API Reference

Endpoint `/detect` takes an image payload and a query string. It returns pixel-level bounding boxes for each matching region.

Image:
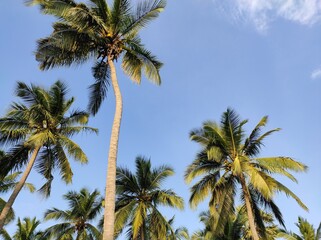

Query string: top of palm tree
[27,0,166,114]
[0,217,44,240]
[0,81,97,196]
[185,108,308,238]
[280,217,321,240]
[42,188,103,239]
[115,156,184,239]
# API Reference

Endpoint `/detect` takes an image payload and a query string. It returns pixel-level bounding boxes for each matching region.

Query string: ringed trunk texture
[0,147,40,230]
[240,176,260,240]
[103,58,123,240]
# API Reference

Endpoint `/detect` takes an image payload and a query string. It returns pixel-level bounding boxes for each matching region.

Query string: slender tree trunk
[240,176,260,240]
[0,147,40,230]
[140,222,145,240]
[103,58,123,240]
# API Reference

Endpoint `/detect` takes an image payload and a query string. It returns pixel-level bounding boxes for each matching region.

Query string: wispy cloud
[311,67,321,80]
[212,0,321,32]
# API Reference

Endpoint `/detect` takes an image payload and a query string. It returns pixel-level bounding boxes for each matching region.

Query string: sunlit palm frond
[122,37,162,85]
[153,190,184,209]
[120,0,166,37]
[184,151,221,184]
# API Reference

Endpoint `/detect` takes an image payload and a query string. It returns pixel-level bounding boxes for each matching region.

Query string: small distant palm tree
[42,188,103,239]
[279,217,321,240]
[192,208,283,240]
[0,217,44,240]
[191,210,244,240]
[0,81,97,229]
[115,156,184,240]
[165,216,189,240]
[185,108,308,240]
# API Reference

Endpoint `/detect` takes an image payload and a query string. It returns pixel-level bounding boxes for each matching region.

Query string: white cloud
[311,67,321,79]
[212,0,321,32]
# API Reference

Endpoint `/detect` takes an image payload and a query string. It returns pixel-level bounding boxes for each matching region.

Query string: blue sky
[2,0,321,237]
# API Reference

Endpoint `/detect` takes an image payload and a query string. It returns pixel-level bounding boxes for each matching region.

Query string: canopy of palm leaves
[279,217,321,240]
[0,81,97,196]
[185,108,307,239]
[42,188,103,239]
[192,207,284,240]
[163,216,189,240]
[0,217,44,240]
[115,156,184,239]
[28,0,165,114]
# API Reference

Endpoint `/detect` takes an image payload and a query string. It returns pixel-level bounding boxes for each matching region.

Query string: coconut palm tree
[0,81,97,229]
[185,108,308,240]
[191,210,243,240]
[42,188,102,239]
[165,216,189,240]
[192,208,286,240]
[27,0,165,238]
[0,217,44,240]
[278,217,321,240]
[115,156,184,240]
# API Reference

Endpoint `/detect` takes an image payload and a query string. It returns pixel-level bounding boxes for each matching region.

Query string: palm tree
[279,217,321,240]
[192,208,286,240]
[191,210,243,240]
[165,216,189,240]
[185,108,308,240]
[0,81,97,229]
[42,188,102,239]
[27,0,165,238]
[115,156,184,240]
[0,217,44,240]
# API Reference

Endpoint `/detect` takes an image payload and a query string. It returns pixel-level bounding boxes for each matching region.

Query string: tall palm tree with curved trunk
[0,81,97,230]
[115,156,184,240]
[42,188,103,239]
[28,0,165,238]
[185,108,308,240]
[0,217,45,240]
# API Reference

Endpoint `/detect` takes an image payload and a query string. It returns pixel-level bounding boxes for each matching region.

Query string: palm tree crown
[185,108,307,240]
[0,81,97,229]
[280,217,321,240]
[115,156,184,239]
[42,188,103,239]
[28,0,165,114]
[0,217,44,240]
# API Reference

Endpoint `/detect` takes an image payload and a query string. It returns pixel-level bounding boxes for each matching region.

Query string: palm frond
[153,190,184,210]
[88,61,110,115]
[123,37,162,84]
[120,0,166,37]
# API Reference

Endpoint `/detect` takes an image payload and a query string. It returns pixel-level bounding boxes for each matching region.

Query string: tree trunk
[103,58,123,240]
[140,222,145,240]
[0,147,40,230]
[240,175,260,240]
